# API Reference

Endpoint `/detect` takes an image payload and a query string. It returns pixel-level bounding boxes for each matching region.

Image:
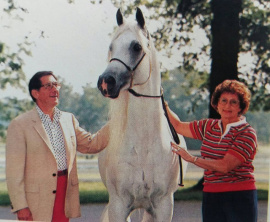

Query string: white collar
[218,116,247,138]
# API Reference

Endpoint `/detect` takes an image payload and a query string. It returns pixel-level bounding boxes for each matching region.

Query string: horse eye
[133,43,142,52]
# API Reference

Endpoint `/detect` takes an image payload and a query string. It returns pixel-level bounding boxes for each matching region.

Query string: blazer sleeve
[72,115,110,154]
[6,119,29,212]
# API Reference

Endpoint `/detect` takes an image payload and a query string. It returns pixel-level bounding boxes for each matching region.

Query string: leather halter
[110,53,146,72]
[109,50,184,187]
[110,52,152,91]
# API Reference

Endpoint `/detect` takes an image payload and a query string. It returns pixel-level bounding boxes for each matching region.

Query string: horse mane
[107,92,128,152]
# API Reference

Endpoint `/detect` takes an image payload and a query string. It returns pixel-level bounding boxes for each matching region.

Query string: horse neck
[128,83,164,137]
[108,47,165,148]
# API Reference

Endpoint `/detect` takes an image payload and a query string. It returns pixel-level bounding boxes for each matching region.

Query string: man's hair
[28,71,57,102]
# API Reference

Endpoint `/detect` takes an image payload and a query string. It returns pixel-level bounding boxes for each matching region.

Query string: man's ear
[31,89,39,100]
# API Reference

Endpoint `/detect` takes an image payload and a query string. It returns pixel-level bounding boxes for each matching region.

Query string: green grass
[0,192,10,206]
[0,180,268,206]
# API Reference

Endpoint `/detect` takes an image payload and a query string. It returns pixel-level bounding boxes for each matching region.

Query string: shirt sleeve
[189,119,212,141]
[228,127,257,162]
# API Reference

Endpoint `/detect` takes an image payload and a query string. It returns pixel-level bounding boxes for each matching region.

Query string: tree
[0,0,33,90]
[0,98,34,140]
[106,0,269,190]
[209,0,241,118]
[108,0,270,111]
[0,0,34,140]
[58,81,109,133]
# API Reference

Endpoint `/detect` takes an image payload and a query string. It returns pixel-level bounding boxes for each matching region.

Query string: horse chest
[107,141,175,188]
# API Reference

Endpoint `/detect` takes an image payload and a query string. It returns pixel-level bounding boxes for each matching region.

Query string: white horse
[97,8,187,222]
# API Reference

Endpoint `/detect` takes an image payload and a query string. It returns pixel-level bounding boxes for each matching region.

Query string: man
[6,71,109,221]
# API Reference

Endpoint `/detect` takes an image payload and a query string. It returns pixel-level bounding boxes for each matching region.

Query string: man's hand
[17,208,33,221]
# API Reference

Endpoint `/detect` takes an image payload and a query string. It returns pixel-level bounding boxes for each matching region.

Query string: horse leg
[152,194,174,222]
[107,196,132,222]
[100,205,109,222]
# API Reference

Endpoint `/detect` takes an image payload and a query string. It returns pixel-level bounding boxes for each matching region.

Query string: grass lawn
[0,144,268,206]
[78,180,269,204]
[0,179,268,206]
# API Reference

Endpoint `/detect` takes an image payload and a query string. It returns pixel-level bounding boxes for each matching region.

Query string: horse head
[97,8,152,99]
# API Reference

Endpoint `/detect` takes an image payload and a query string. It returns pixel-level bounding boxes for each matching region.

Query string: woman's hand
[171,142,196,163]
[171,142,242,173]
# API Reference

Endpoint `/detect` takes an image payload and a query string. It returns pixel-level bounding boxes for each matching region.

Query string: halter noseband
[110,52,161,98]
[110,53,146,72]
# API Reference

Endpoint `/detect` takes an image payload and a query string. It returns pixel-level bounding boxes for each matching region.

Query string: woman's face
[217,92,242,123]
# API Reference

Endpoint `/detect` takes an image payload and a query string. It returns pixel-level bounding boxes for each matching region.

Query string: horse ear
[136,7,145,29]
[116,9,124,26]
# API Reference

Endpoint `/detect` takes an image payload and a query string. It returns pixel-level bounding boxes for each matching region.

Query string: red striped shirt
[190,117,257,192]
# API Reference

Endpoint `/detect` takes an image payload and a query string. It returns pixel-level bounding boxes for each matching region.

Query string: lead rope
[128,87,184,187]
[161,93,184,187]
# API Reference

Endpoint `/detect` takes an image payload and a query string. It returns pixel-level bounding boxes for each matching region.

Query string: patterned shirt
[36,106,67,171]
[190,116,257,192]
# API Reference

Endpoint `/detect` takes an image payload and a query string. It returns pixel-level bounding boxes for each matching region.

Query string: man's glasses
[41,82,61,90]
[219,98,239,107]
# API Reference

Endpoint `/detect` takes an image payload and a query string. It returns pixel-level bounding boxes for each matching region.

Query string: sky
[0,0,119,98]
[1,0,210,99]
[1,0,257,99]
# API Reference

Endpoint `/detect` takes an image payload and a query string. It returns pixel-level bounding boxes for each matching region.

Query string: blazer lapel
[59,113,75,175]
[31,109,53,151]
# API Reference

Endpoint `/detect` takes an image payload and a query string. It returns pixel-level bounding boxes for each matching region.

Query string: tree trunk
[192,0,242,190]
[209,0,242,118]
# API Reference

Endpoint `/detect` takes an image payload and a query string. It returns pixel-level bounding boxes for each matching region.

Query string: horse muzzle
[97,74,120,99]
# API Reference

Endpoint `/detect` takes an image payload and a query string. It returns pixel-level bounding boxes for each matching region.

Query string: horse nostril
[105,76,116,88]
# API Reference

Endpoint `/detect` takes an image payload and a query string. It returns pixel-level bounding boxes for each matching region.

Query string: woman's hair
[211,79,251,115]
[28,71,57,102]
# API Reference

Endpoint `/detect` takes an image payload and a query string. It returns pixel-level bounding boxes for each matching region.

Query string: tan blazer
[6,108,109,221]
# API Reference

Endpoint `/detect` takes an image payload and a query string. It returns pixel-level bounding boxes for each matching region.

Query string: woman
[166,80,257,222]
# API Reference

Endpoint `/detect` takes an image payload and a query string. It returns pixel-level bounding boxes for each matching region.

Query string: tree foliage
[107,0,270,111]
[0,98,34,140]
[1,0,269,141]
[0,0,33,91]
[58,81,109,133]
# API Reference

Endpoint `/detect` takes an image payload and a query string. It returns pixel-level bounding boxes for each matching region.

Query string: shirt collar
[218,116,247,137]
[36,105,62,122]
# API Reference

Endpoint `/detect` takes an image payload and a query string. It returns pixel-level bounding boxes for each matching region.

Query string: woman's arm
[165,103,194,138]
[171,143,242,174]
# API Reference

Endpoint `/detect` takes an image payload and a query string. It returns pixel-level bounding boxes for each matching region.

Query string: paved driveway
[0,201,267,222]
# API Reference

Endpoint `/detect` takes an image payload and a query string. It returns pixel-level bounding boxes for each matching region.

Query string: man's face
[33,75,60,110]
